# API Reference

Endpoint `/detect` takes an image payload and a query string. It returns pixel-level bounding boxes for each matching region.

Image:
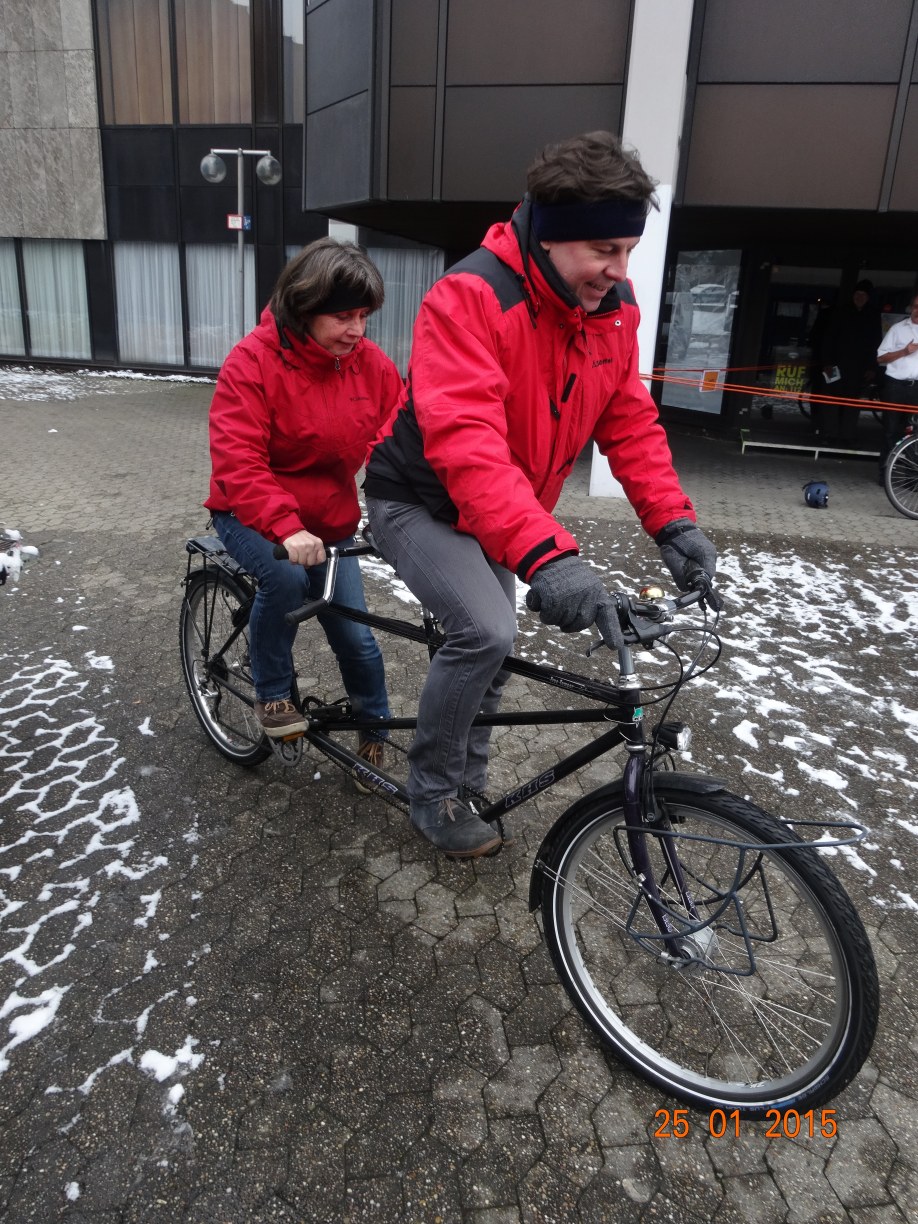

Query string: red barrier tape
[643,368,915,413]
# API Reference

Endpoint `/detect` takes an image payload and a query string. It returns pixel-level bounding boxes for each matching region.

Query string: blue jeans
[212,512,389,729]
[365,497,517,805]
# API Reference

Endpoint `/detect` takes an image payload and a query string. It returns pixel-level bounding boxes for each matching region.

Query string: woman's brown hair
[270,237,385,337]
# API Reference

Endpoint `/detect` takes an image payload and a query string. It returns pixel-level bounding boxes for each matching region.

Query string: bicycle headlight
[658,722,692,753]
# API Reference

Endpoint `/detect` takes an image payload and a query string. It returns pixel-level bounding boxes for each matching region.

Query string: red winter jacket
[206,307,403,544]
[365,199,694,579]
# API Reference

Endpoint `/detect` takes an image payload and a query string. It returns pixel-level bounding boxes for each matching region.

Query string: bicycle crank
[269,734,305,767]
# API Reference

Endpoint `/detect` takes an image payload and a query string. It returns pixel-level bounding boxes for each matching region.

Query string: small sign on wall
[227,214,252,231]
[699,369,720,392]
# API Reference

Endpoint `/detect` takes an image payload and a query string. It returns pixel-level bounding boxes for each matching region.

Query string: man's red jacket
[206,307,403,545]
[365,199,694,580]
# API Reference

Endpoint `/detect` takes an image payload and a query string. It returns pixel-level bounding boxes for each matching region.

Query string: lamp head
[255,154,282,186]
[200,153,227,184]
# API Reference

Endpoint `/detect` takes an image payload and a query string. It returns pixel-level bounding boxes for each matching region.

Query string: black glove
[526,556,624,648]
[654,518,717,591]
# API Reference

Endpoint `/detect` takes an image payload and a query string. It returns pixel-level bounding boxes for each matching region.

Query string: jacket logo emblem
[592,358,612,367]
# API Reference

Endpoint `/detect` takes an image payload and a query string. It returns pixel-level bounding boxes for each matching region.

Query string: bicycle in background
[884,416,918,518]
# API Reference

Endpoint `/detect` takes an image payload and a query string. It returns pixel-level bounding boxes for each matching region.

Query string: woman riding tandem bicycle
[206,238,402,774]
[366,131,718,859]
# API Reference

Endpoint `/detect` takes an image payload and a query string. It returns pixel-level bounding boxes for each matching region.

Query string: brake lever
[685,568,724,612]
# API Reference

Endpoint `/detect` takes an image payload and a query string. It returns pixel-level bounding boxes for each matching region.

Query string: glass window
[365,245,444,375]
[659,249,741,416]
[21,240,91,361]
[0,241,26,357]
[96,0,172,124]
[186,243,255,368]
[175,0,252,123]
[283,0,305,124]
[114,243,184,365]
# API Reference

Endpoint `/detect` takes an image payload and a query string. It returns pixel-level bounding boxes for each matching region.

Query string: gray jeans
[366,497,518,805]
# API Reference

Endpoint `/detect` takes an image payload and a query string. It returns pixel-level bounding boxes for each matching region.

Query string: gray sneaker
[410,796,502,859]
[459,788,513,847]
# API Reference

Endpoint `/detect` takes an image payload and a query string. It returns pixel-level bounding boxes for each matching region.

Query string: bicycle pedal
[270,736,305,767]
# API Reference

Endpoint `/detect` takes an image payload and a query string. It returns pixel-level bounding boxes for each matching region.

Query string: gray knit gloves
[526,556,624,648]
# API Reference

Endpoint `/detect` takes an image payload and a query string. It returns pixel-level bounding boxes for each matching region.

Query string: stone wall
[0,0,105,239]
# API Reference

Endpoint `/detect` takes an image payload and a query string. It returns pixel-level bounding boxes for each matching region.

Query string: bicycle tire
[884,432,918,519]
[179,568,271,766]
[538,788,878,1114]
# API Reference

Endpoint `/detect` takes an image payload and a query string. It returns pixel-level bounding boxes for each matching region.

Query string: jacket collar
[484,198,624,327]
[258,306,361,376]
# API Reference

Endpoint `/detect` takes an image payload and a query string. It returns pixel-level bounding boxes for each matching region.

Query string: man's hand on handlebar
[281,530,326,568]
[654,519,723,611]
[526,557,625,649]
[595,596,626,651]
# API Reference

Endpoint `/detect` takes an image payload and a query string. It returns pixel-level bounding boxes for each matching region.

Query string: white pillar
[590,0,694,497]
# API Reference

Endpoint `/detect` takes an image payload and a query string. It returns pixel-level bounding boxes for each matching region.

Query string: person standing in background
[816,279,882,445]
[876,291,918,481]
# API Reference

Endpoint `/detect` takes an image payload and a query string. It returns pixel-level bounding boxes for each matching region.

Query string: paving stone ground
[0,375,914,1222]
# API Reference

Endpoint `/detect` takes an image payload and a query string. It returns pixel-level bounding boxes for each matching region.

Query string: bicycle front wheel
[538,789,878,1114]
[179,568,271,766]
[884,432,918,519]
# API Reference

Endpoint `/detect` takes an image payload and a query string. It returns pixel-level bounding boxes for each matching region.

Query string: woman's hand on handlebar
[281,530,326,568]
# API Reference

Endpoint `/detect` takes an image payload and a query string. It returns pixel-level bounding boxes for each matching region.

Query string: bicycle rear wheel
[538,789,878,1114]
[180,568,271,765]
[884,432,918,519]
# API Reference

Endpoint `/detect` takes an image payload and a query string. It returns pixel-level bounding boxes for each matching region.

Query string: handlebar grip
[284,599,327,626]
[685,567,708,590]
[273,544,288,561]
[685,568,724,612]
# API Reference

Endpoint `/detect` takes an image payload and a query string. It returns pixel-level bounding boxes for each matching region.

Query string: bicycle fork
[618,682,702,962]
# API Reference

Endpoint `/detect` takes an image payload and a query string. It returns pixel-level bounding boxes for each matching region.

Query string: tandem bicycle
[179,532,879,1116]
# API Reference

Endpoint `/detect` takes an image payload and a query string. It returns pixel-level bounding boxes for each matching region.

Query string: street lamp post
[200,148,282,343]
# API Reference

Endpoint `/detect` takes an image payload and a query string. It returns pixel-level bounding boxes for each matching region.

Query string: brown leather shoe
[353,738,385,793]
[255,698,306,738]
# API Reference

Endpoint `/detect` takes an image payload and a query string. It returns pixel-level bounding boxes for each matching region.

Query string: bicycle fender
[527,772,728,912]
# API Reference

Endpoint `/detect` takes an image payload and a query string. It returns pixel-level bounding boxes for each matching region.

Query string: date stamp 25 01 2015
[654,1108,838,1140]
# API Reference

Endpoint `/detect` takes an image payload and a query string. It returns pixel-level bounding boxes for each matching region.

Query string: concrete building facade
[1,0,917,437]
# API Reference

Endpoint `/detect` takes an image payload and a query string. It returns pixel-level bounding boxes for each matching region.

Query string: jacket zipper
[551,346,580,475]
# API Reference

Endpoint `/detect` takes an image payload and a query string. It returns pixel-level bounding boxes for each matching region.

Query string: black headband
[530,198,647,241]
[312,282,375,315]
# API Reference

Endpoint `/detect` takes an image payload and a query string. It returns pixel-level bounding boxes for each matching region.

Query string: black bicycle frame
[187,536,700,950]
[297,596,636,822]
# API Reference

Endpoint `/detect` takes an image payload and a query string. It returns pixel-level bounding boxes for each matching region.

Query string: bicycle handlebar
[604,583,708,651]
[272,542,376,563]
[277,537,719,642]
[276,542,378,626]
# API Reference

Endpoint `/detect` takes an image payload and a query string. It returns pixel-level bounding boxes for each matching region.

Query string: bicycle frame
[275,541,640,824]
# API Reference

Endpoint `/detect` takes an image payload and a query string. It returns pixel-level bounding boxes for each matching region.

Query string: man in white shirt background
[876,292,918,481]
